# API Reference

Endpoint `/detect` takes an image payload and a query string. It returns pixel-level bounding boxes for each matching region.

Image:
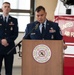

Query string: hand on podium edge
[63,43,67,50]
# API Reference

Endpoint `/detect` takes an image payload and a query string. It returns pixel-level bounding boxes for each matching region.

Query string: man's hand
[1,39,9,47]
[63,43,67,50]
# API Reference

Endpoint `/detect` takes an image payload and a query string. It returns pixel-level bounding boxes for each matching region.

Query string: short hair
[2,2,10,5]
[35,6,46,12]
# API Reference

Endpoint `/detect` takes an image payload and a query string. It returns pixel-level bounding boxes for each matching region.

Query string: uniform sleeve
[23,24,31,39]
[55,23,63,40]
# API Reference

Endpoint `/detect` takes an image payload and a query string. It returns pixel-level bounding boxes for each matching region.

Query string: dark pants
[0,54,14,75]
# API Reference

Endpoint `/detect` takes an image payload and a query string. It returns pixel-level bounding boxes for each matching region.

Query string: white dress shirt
[2,15,9,22]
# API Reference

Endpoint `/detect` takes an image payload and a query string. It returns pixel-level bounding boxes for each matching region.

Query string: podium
[22,40,63,75]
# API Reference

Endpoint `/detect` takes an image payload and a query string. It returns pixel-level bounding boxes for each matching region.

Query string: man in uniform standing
[0,2,18,75]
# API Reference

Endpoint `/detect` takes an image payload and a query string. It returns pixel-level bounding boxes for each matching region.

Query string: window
[0,0,34,32]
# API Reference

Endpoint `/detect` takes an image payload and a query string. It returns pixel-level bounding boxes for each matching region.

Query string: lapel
[0,15,4,22]
[46,20,53,32]
[0,15,7,26]
[43,20,53,38]
[8,15,12,23]
[46,20,50,29]
[8,16,15,26]
[44,20,50,35]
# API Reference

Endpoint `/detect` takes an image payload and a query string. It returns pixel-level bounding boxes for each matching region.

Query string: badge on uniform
[9,22,14,25]
[51,35,54,39]
[49,27,56,33]
[31,33,36,35]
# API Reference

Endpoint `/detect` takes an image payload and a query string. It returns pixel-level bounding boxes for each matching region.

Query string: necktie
[4,17,7,23]
[42,24,45,38]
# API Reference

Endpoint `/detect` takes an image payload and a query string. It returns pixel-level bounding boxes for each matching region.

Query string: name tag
[31,33,36,35]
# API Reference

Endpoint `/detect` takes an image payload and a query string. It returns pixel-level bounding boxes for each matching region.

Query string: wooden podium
[22,40,63,75]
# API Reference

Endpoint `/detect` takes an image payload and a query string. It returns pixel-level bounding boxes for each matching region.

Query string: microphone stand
[7,40,22,57]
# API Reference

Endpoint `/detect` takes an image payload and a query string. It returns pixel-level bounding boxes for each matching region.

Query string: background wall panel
[35,0,58,20]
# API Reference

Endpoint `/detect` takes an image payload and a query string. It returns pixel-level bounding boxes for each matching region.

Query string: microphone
[24,22,40,39]
[35,22,39,30]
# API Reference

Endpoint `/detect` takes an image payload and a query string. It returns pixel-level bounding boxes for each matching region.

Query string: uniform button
[5,33,7,35]
[42,38,44,40]
[5,29,7,30]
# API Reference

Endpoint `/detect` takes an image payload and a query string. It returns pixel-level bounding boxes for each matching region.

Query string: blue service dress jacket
[0,15,18,54]
[24,20,63,40]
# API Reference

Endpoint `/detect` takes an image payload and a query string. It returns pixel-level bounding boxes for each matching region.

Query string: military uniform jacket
[24,20,63,40]
[0,15,18,54]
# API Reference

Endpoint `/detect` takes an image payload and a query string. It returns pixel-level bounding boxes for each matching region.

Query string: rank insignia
[49,27,56,33]
[10,27,13,30]
[9,22,14,25]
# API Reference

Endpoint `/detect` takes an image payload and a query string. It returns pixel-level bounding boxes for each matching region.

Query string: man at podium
[23,6,67,49]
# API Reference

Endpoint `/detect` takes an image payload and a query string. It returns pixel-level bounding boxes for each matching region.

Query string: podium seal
[33,44,51,63]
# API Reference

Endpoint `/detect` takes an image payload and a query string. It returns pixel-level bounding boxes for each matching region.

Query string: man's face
[2,3,11,15]
[36,9,47,23]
